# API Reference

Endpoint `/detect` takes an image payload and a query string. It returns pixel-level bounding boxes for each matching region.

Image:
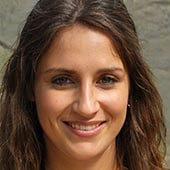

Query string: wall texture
[0,0,170,167]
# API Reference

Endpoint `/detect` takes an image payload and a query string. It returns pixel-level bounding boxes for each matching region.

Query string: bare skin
[34,24,129,170]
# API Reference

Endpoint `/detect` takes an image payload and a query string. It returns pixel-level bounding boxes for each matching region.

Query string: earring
[127,103,131,107]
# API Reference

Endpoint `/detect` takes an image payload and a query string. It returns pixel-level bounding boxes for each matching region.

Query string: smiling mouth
[63,121,106,131]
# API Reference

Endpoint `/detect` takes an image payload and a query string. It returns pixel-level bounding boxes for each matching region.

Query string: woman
[0,0,167,169]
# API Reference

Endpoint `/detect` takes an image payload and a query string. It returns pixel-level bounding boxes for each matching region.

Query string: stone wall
[0,0,170,167]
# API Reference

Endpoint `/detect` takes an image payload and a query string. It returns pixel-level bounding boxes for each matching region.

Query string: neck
[45,144,119,170]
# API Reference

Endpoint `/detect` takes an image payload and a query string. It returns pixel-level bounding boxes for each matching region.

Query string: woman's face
[34,24,129,161]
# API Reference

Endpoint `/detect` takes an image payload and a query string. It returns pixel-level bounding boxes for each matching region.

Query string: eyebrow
[43,66,124,75]
[96,67,124,74]
[43,68,77,74]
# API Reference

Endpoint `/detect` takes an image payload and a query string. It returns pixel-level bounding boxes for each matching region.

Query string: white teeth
[69,123,98,131]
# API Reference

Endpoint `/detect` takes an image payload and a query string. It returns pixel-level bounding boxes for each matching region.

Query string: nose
[72,84,100,118]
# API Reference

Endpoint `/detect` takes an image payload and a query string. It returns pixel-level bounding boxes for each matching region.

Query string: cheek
[35,88,67,119]
[102,90,129,118]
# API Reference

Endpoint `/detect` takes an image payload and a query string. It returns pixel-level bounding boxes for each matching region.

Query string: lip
[63,121,106,137]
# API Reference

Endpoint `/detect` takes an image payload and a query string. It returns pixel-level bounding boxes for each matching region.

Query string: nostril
[72,100,100,117]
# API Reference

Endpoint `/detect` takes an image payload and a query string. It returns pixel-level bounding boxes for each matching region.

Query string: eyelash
[51,75,118,89]
[96,75,118,88]
[51,76,74,88]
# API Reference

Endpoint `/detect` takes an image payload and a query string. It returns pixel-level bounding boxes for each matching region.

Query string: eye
[51,76,74,88]
[97,75,118,88]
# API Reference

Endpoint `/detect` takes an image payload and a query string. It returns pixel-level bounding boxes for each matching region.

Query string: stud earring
[127,103,131,107]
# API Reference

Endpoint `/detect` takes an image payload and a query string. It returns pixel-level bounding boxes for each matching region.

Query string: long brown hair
[0,0,166,169]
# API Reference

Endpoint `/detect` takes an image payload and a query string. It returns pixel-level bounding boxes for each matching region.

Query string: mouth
[63,121,106,137]
[64,121,105,131]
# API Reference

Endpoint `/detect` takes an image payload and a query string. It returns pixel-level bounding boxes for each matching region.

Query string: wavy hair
[0,0,166,169]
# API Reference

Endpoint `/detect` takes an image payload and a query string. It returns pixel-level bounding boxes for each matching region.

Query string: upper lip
[63,120,106,126]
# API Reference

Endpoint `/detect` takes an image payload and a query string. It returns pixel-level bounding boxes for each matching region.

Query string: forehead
[54,24,116,51]
[37,24,125,72]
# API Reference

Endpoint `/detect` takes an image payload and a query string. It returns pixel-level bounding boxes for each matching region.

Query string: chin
[65,142,111,161]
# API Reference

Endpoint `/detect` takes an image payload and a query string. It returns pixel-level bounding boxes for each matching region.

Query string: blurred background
[0,0,169,167]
